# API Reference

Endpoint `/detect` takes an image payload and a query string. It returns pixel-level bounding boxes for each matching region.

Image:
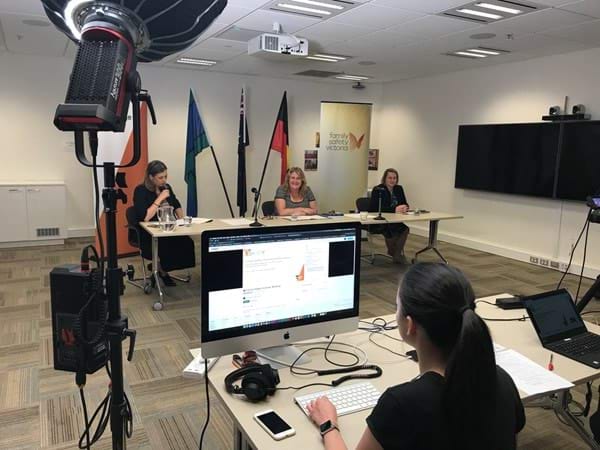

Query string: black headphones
[224,363,280,402]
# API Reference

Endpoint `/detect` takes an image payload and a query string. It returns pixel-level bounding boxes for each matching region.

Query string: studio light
[40,0,227,132]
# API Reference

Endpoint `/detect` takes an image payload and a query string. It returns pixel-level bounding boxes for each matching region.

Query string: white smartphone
[253,410,295,441]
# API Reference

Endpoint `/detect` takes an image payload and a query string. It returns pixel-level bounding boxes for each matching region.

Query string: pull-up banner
[318,101,372,212]
[95,104,149,257]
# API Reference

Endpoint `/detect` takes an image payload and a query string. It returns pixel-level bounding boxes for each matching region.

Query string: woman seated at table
[369,168,409,264]
[133,160,195,287]
[274,166,318,216]
[307,262,525,450]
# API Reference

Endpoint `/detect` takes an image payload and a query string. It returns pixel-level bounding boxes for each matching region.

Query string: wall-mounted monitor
[455,123,561,198]
[555,121,600,201]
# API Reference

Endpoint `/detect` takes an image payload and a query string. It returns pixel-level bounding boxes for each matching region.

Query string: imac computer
[200,222,361,362]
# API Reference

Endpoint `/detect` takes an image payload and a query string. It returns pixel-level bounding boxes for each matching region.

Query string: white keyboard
[294,382,381,417]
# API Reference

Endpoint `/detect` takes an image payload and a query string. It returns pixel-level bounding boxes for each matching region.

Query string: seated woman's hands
[307,396,338,428]
[395,204,409,214]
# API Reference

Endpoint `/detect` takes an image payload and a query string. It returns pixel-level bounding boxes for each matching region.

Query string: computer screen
[523,290,586,342]
[200,222,361,358]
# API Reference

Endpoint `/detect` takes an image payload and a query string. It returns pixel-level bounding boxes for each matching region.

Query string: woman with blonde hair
[274,167,318,216]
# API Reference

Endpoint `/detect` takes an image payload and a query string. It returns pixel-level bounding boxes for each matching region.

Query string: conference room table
[139,211,462,309]
[205,296,600,450]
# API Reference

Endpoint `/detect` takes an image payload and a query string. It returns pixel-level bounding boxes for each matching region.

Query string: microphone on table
[250,187,263,227]
[373,186,385,221]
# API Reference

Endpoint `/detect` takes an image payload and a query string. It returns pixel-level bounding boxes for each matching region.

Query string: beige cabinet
[0,182,66,243]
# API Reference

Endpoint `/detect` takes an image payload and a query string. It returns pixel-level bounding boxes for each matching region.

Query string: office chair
[261,200,275,217]
[125,206,152,294]
[355,197,391,264]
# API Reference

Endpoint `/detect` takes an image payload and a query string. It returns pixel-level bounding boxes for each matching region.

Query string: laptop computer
[522,289,600,369]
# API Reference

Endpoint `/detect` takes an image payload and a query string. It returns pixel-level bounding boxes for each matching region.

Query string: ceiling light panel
[441,0,544,24]
[266,0,359,20]
[447,46,509,58]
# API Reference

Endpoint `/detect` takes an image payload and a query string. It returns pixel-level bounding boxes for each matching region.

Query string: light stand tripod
[73,80,156,449]
[249,187,263,227]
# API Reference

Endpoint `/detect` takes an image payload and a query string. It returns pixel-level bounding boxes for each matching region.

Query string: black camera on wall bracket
[587,196,600,224]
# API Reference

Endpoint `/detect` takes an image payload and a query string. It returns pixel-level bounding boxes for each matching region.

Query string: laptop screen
[523,290,586,341]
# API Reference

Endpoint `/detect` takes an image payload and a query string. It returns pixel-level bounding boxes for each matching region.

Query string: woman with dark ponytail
[307,262,525,450]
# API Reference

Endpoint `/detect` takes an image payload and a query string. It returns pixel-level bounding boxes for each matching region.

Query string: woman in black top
[133,160,195,286]
[369,168,409,263]
[307,263,525,450]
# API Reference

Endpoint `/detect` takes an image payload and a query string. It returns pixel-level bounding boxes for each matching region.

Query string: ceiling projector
[248,22,308,59]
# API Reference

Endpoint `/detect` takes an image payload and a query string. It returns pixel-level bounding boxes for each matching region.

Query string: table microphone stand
[374,187,385,220]
[250,187,263,227]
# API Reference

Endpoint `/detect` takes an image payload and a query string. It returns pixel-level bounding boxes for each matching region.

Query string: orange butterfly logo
[296,264,305,281]
[349,132,365,150]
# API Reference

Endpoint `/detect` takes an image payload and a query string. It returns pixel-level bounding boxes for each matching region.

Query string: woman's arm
[275,198,306,216]
[175,207,185,220]
[306,200,318,215]
[143,190,169,222]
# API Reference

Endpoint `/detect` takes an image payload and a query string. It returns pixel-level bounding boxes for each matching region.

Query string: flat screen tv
[555,121,600,201]
[455,123,561,198]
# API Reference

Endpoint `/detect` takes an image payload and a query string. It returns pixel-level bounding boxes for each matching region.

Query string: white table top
[204,294,600,449]
[140,211,462,238]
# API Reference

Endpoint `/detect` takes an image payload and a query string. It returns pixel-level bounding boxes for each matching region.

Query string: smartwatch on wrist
[319,420,339,438]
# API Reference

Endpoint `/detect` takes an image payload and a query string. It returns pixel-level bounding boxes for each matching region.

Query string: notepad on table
[495,347,573,396]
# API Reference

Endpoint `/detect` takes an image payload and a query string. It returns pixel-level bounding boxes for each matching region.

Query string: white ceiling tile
[196,21,230,42]
[300,22,374,45]
[533,0,579,5]
[387,15,482,38]
[542,18,600,44]
[1,13,68,57]
[370,0,469,14]
[226,0,272,8]
[177,47,243,62]
[234,10,321,33]
[0,2,45,15]
[344,30,426,53]
[194,37,248,54]
[485,7,595,37]
[331,5,425,29]
[217,5,255,24]
[559,0,600,18]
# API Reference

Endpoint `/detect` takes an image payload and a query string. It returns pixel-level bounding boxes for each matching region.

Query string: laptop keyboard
[550,332,600,356]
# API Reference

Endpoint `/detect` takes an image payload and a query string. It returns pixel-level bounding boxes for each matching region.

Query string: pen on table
[547,353,554,371]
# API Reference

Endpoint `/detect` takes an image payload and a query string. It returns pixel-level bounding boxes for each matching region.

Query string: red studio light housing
[41,0,227,132]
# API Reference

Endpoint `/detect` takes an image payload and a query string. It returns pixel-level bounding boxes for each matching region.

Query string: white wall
[377,47,600,275]
[0,52,382,234]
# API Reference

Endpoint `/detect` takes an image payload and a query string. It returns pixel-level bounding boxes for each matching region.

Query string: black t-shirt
[366,367,525,450]
[133,184,182,222]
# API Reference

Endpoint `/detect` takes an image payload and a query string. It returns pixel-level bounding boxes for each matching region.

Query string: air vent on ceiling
[440,1,546,24]
[216,27,263,42]
[266,0,359,20]
[294,70,343,78]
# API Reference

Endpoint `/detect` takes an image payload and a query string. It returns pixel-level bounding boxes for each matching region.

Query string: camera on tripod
[587,196,600,224]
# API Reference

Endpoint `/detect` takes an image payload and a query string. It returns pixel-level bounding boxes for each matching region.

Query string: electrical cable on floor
[199,358,210,450]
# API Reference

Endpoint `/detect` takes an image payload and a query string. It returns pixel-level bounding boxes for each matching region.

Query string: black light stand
[73,79,156,449]
[374,187,385,221]
[249,187,263,227]
[576,275,600,314]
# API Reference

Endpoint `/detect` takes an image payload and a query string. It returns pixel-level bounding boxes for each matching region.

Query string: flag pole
[253,91,286,217]
[192,88,234,218]
[210,145,235,218]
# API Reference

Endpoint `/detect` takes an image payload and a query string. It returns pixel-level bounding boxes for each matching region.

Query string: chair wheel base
[143,283,152,295]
